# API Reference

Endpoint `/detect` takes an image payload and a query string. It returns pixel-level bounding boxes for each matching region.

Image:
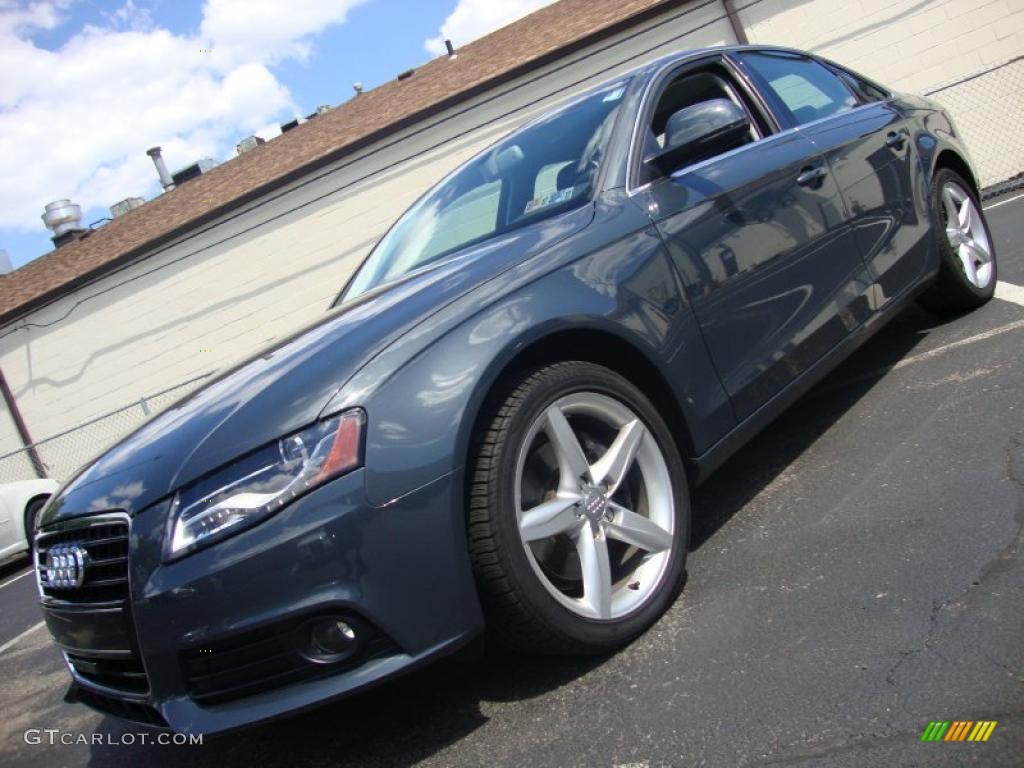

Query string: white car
[0,478,59,564]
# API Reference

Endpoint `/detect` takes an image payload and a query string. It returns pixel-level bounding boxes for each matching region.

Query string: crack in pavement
[980,432,1024,579]
[883,433,1024,690]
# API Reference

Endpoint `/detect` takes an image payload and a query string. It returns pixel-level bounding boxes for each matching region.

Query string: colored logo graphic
[921,721,997,742]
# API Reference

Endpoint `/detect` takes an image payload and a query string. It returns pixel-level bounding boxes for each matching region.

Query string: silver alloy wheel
[941,181,994,289]
[514,392,675,621]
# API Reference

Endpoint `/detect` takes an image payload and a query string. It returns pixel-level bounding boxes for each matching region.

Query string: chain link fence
[925,55,1024,198]
[0,372,213,484]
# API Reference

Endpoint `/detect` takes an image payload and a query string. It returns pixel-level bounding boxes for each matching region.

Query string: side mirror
[646,98,751,177]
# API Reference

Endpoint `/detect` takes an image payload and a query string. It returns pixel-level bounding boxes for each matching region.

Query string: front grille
[37,520,129,604]
[181,613,397,705]
[36,513,150,698]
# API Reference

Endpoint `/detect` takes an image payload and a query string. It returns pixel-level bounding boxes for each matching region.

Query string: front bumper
[42,468,483,734]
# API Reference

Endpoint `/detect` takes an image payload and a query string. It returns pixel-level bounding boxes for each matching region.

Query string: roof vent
[171,158,216,187]
[280,118,300,133]
[110,197,145,218]
[444,39,457,59]
[236,135,266,155]
[352,82,363,96]
[306,104,332,120]
[41,199,87,248]
[0,250,12,275]
[146,146,175,191]
[396,68,414,81]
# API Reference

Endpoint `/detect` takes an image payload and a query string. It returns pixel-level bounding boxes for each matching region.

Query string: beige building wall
[0,0,736,480]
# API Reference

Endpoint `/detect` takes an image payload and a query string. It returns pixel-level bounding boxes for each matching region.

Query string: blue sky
[0,0,553,269]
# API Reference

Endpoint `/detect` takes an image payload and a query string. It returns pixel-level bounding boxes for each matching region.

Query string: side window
[834,67,890,104]
[637,65,761,185]
[741,52,858,126]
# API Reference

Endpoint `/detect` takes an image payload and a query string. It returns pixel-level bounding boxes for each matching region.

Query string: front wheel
[24,496,48,550]
[467,361,690,655]
[918,169,997,314]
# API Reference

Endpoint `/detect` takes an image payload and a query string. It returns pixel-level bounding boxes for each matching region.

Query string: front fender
[323,193,710,507]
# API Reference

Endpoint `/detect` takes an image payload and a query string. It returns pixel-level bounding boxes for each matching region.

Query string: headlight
[164,408,365,560]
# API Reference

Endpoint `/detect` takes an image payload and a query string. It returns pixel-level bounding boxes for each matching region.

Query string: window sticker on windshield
[603,86,624,102]
[524,187,575,215]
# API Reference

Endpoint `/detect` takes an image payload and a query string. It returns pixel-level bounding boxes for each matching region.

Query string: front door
[633,57,871,420]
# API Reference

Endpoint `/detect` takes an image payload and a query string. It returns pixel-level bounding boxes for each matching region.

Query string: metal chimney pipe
[444,39,456,59]
[147,146,175,191]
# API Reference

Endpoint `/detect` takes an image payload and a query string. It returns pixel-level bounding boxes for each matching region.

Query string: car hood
[43,205,594,525]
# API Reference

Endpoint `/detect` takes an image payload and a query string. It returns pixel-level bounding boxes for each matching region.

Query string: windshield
[342,81,628,301]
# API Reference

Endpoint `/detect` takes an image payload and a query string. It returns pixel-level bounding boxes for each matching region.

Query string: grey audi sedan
[36,46,996,734]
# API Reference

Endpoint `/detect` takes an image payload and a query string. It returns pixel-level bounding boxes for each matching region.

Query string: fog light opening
[306,618,358,660]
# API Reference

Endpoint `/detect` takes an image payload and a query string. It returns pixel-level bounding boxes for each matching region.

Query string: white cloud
[201,0,363,67]
[0,0,68,36]
[103,0,153,32]
[0,0,364,236]
[424,0,556,56]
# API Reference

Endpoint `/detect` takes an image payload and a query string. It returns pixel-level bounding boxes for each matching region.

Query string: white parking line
[0,621,44,655]
[0,568,32,591]
[995,280,1024,307]
[893,317,1024,371]
[984,192,1024,210]
[878,282,1024,375]
[828,314,1024,394]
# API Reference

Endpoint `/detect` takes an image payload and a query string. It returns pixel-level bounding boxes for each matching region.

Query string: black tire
[24,496,48,549]
[918,168,997,314]
[467,361,690,655]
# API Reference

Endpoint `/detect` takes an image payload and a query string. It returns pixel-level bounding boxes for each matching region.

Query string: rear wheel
[918,169,997,313]
[468,361,690,654]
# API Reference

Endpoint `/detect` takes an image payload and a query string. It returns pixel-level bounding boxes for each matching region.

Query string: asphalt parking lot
[2,193,1023,768]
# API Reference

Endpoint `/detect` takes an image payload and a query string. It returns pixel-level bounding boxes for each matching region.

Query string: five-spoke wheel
[940,180,993,290]
[920,168,997,313]
[515,393,675,620]
[469,362,689,654]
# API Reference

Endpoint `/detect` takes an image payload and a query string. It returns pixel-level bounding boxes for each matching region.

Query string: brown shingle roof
[0,0,680,326]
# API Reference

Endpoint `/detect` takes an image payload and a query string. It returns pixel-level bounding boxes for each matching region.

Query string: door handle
[885,131,906,150]
[796,165,828,187]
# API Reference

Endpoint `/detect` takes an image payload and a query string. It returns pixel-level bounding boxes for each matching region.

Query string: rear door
[631,55,872,420]
[736,50,930,304]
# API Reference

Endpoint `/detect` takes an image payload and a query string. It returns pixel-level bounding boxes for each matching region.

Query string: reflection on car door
[737,51,930,309]
[635,63,872,421]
